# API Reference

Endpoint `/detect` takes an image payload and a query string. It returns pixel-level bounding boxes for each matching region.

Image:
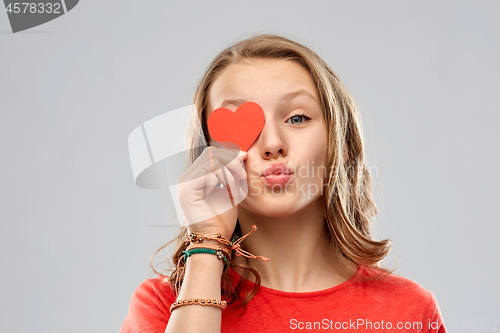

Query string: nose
[258,119,287,159]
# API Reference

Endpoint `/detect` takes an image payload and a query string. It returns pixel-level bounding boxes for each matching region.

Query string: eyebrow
[218,89,320,109]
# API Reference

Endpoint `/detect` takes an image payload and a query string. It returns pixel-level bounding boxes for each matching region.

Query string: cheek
[294,130,328,186]
[243,158,261,178]
[241,159,261,192]
[313,126,328,165]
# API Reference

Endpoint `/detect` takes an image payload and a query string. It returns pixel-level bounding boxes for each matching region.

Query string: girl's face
[206,58,328,217]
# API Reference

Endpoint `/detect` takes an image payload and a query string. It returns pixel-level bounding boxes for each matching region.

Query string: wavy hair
[150,33,394,315]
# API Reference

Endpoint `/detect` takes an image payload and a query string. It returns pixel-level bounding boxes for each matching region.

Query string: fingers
[176,145,246,213]
[203,172,219,197]
[179,146,247,184]
[203,166,237,197]
[210,148,247,180]
[176,146,248,228]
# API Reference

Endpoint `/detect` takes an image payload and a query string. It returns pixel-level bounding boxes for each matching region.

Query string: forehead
[207,59,320,111]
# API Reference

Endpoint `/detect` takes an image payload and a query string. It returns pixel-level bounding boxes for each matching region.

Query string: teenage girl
[120,34,446,333]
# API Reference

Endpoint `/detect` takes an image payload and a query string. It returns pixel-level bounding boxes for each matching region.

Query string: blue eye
[286,114,311,124]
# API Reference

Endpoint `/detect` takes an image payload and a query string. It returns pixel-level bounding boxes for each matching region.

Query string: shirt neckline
[228,264,363,298]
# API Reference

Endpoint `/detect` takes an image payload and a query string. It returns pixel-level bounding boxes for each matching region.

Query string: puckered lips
[261,163,294,188]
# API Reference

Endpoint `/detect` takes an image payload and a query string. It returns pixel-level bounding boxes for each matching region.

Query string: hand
[176,145,248,239]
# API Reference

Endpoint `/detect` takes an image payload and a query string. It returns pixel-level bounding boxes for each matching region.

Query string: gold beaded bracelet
[170,298,228,313]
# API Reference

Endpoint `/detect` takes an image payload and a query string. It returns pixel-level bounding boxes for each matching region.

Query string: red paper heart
[207,102,265,151]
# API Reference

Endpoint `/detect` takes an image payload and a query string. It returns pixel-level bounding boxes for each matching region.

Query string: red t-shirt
[119,265,447,332]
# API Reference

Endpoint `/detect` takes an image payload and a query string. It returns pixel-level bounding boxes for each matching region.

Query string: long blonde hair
[151,33,394,314]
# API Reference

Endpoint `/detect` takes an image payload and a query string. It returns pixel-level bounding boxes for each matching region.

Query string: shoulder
[352,266,446,331]
[130,275,177,308]
[359,266,436,295]
[135,275,175,294]
[355,265,440,310]
[119,276,176,333]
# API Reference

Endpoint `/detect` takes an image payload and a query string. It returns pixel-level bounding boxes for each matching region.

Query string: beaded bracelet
[170,298,227,313]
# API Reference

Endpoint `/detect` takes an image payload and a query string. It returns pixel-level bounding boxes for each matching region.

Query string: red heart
[207,102,265,151]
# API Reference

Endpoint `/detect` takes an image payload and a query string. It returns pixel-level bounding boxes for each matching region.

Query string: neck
[234,200,357,292]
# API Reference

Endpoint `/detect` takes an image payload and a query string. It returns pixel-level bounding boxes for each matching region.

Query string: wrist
[184,251,226,273]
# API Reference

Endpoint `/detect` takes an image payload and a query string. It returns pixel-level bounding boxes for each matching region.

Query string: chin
[240,193,304,217]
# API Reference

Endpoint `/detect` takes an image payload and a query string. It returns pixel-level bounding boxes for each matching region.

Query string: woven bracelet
[182,248,229,270]
[186,243,232,260]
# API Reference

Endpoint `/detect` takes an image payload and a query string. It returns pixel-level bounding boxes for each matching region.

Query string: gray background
[1,1,499,332]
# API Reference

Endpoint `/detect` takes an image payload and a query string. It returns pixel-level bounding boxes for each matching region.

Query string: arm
[429,294,447,333]
[118,239,226,333]
[165,239,225,333]
[121,148,246,332]
[164,148,247,331]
